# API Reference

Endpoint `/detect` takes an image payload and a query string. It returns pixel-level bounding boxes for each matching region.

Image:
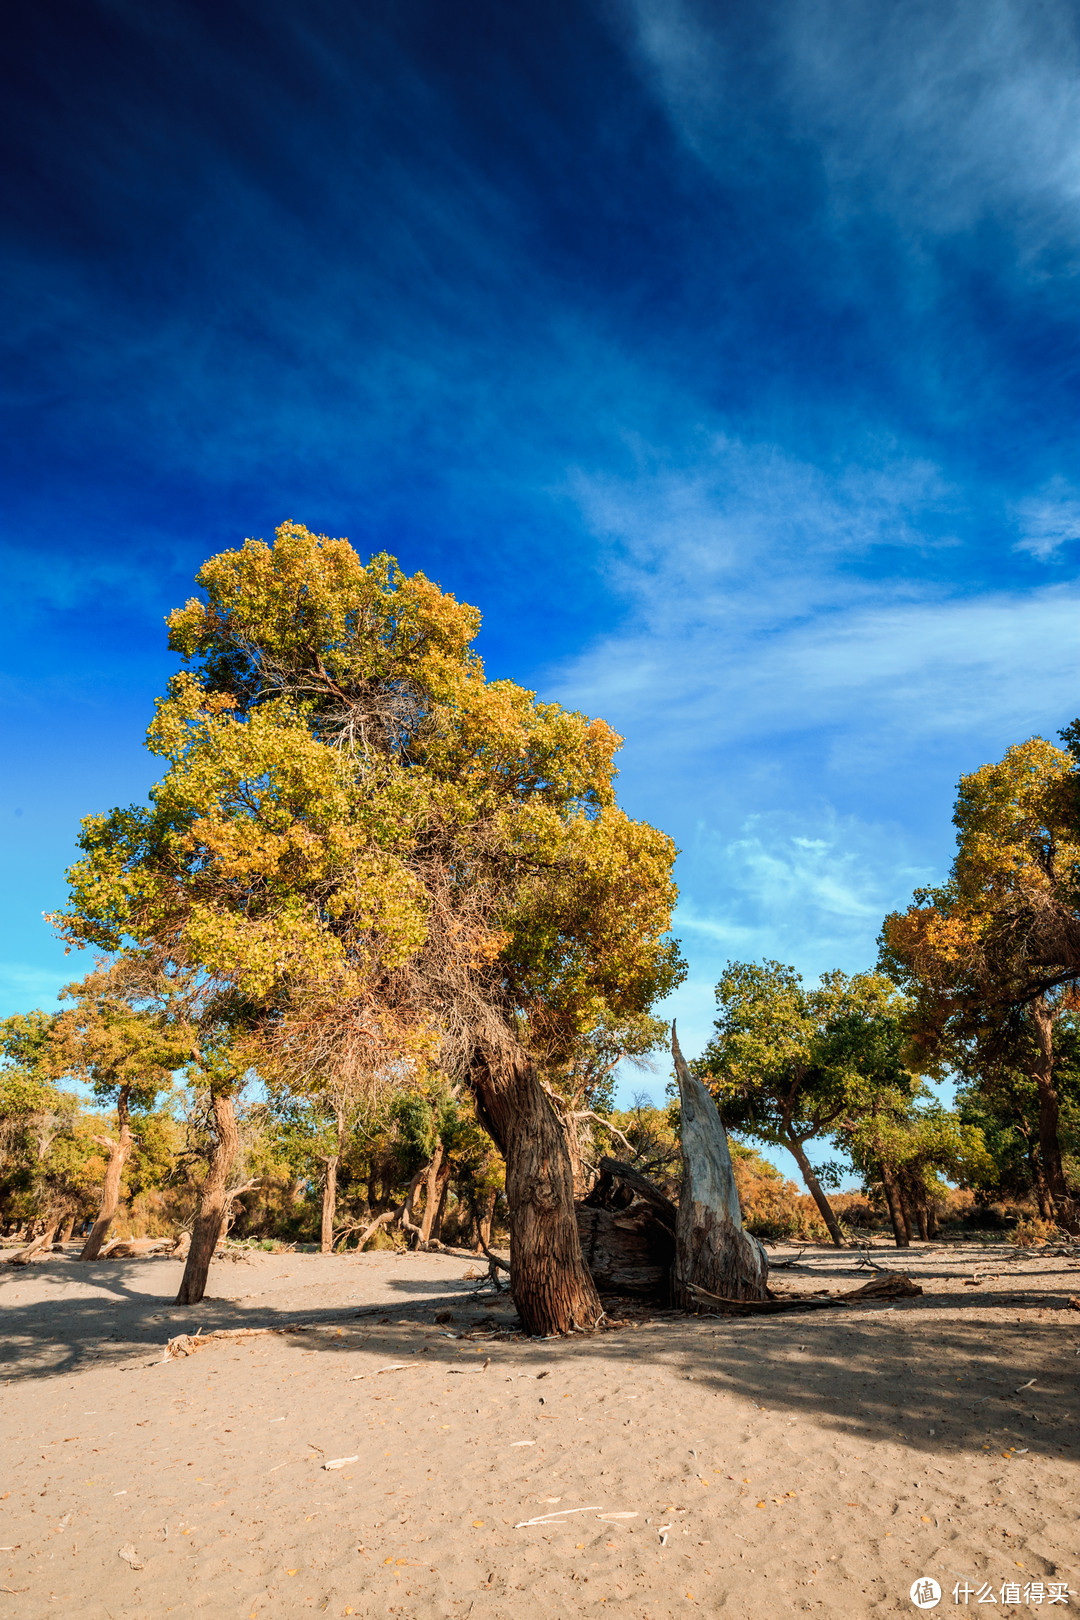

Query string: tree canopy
[698,959,917,1245]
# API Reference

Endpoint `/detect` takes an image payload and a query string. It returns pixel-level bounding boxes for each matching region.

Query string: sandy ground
[1,1239,1079,1619]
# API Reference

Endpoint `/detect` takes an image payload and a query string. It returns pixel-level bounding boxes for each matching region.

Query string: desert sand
[1,1239,1078,1618]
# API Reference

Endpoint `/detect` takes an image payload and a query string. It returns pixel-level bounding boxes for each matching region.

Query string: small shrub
[1009,1216,1058,1247]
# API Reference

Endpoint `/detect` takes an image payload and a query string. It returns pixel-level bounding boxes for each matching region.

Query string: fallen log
[687,1271,923,1315]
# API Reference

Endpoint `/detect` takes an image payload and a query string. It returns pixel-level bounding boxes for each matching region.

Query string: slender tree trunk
[1029,1144,1053,1220]
[470,1051,601,1336]
[79,1088,134,1261]
[1030,998,1079,1232]
[431,1174,451,1244]
[321,1155,339,1254]
[418,1142,446,1244]
[57,1213,76,1243]
[175,1091,240,1306]
[925,1202,939,1239]
[786,1135,845,1247]
[913,1200,929,1242]
[472,1187,497,1251]
[421,1151,452,1245]
[321,1109,345,1254]
[879,1163,910,1248]
[896,1178,915,1245]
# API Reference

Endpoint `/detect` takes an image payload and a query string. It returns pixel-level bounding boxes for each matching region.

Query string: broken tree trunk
[671,1025,769,1309]
[687,1269,922,1315]
[576,1204,675,1296]
[575,1156,677,1299]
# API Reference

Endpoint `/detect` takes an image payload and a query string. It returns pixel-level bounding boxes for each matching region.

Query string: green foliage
[699,959,916,1151]
[48,959,192,1113]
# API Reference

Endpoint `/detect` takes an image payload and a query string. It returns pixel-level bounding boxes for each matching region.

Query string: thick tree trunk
[470,1051,601,1336]
[1030,999,1079,1232]
[320,1155,339,1254]
[175,1091,240,1306]
[79,1089,134,1261]
[671,1028,769,1308]
[786,1135,845,1247]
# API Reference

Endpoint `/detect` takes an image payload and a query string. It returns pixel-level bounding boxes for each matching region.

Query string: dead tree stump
[671,1024,769,1309]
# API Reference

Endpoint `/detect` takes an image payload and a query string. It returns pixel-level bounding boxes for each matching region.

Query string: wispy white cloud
[551,438,1080,1073]
[558,444,1080,763]
[622,0,1080,255]
[675,809,932,971]
[1012,477,1080,561]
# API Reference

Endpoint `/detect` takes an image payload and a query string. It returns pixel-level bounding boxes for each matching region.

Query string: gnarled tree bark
[671,1026,769,1309]
[471,1050,601,1335]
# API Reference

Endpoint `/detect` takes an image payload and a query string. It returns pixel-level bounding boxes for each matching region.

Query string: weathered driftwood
[671,1025,770,1309]
[574,1155,676,1299]
[589,1158,677,1228]
[687,1270,923,1315]
[576,1203,675,1297]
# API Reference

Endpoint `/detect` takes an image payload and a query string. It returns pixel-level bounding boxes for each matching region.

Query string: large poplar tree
[56,523,683,1327]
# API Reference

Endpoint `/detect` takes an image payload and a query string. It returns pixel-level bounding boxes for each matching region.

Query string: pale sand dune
[1,1241,1078,1618]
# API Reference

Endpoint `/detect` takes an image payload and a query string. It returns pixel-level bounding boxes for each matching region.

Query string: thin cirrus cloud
[1012,479,1080,561]
[622,0,1080,247]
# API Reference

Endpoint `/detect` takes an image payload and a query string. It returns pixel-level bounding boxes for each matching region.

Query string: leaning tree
[55,523,683,1325]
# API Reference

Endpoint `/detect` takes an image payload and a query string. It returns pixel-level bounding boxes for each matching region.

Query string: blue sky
[4,0,1080,1149]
